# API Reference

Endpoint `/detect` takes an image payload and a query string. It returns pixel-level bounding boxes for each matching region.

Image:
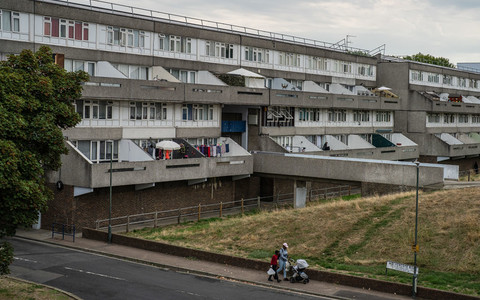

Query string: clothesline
[195,143,230,157]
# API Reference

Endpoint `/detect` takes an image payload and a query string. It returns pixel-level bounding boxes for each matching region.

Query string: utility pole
[412,160,420,298]
[108,143,113,244]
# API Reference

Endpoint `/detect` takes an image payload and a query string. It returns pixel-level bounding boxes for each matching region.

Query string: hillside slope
[128,188,480,295]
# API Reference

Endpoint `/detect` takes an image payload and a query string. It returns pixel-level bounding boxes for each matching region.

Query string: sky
[109,0,480,64]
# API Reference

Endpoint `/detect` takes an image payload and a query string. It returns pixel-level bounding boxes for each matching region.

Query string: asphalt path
[9,238,333,300]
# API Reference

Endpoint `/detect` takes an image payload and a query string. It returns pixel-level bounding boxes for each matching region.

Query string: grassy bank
[0,276,73,300]
[126,188,480,296]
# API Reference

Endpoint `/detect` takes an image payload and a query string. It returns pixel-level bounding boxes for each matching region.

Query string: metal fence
[95,185,360,232]
[459,168,480,181]
[52,222,76,242]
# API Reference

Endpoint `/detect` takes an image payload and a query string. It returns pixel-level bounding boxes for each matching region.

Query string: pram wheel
[290,277,295,283]
[303,279,309,284]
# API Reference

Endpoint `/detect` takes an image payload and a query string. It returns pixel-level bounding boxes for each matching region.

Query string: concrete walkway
[13,228,412,300]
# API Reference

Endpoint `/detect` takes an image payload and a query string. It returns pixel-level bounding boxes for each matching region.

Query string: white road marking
[14,257,38,263]
[64,267,126,281]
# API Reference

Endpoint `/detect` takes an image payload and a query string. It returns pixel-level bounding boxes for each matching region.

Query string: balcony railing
[39,0,384,55]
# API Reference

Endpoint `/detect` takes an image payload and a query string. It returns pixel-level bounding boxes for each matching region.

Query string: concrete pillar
[294,180,307,208]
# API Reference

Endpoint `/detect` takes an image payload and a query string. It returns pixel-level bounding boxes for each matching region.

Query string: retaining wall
[83,228,479,300]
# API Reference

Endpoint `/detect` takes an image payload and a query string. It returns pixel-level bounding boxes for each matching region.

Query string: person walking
[268,250,281,282]
[278,242,289,280]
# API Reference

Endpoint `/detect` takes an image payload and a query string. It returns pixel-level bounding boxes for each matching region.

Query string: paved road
[9,238,332,300]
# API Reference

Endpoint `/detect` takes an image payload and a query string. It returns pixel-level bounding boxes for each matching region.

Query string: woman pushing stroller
[278,243,289,281]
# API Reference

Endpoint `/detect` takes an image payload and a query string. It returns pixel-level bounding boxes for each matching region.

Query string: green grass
[125,188,480,296]
[0,277,73,300]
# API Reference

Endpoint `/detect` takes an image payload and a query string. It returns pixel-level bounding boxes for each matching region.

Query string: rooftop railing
[39,0,385,56]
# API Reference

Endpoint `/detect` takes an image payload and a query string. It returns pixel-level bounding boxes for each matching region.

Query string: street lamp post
[412,160,420,298]
[108,143,113,244]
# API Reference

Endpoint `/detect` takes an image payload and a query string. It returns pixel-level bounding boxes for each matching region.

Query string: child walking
[268,250,281,282]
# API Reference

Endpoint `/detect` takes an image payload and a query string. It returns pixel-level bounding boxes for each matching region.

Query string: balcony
[47,139,253,189]
[269,133,418,161]
[222,121,246,133]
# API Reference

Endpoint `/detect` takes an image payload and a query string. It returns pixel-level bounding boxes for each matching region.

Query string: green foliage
[0,46,87,274]
[0,241,14,275]
[346,50,371,57]
[403,53,455,68]
[217,74,245,87]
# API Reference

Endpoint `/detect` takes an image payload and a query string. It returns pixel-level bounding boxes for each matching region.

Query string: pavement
[14,228,412,300]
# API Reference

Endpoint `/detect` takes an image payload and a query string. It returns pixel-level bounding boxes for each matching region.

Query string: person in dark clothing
[322,142,330,150]
[268,250,281,282]
[474,161,479,174]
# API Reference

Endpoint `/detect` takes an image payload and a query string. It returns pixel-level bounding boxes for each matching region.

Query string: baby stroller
[289,259,309,284]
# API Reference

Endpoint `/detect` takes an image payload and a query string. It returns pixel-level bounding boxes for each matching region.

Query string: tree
[0,46,88,274]
[403,52,455,68]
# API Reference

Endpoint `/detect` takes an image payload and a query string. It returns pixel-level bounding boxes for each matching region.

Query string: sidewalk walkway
[15,228,410,300]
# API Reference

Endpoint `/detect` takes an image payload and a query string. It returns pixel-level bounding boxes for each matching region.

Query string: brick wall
[44,176,261,231]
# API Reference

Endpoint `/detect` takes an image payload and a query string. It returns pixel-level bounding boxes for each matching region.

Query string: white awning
[227,68,265,78]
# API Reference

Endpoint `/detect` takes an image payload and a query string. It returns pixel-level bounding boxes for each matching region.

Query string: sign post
[386,261,419,276]
[412,160,420,298]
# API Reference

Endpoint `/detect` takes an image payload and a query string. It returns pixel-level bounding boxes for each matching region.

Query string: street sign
[386,261,419,275]
[412,244,419,252]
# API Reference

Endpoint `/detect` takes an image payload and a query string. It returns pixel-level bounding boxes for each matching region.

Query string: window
[328,109,346,122]
[107,26,143,47]
[358,64,374,77]
[205,41,213,56]
[458,114,469,124]
[43,17,51,36]
[170,69,196,83]
[107,26,114,44]
[279,52,301,67]
[60,19,67,37]
[205,41,234,58]
[130,102,141,120]
[182,104,193,121]
[155,103,167,120]
[112,64,148,79]
[427,113,440,123]
[306,56,327,70]
[427,73,439,83]
[12,12,19,32]
[138,31,145,48]
[83,23,89,40]
[44,16,87,40]
[472,115,480,123]
[168,35,191,53]
[64,59,95,76]
[298,108,320,122]
[341,62,352,74]
[354,110,370,122]
[287,79,302,90]
[376,111,392,123]
[244,47,268,63]
[158,34,167,50]
[411,70,423,82]
[444,114,455,124]
[127,29,134,47]
[129,101,166,120]
[193,104,214,121]
[1,10,20,32]
[76,100,112,119]
[76,140,118,162]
